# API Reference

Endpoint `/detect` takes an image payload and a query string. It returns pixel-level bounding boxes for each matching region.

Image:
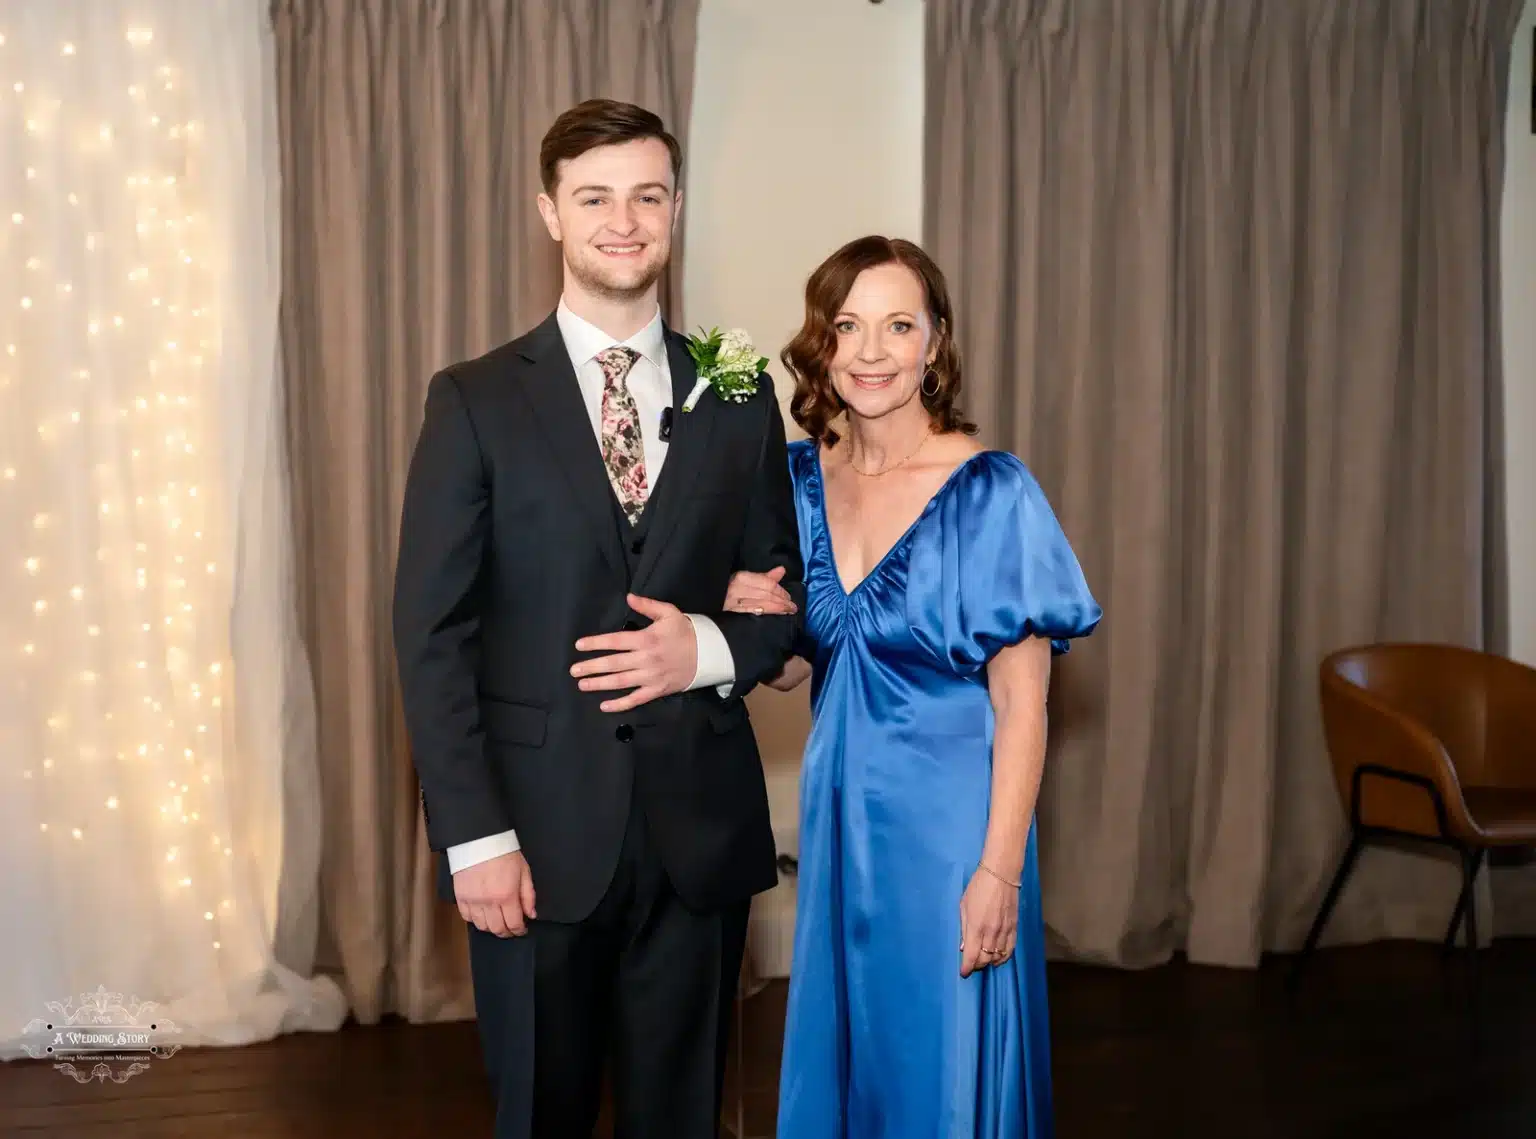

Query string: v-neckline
[812,445,994,599]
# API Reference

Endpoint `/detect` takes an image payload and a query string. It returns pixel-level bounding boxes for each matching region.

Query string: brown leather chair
[1290,643,1536,985]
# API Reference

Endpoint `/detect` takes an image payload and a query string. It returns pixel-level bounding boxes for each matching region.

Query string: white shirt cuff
[445,829,520,874]
[686,613,737,698]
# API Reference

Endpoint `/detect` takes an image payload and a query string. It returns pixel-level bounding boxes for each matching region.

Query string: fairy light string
[1,22,237,956]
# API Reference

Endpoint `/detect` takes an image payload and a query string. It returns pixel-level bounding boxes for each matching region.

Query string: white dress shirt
[444,299,738,874]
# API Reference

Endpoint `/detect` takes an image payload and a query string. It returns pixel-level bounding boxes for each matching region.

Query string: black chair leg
[1287,832,1363,991]
[1459,847,1484,1051]
[1443,847,1485,953]
[1443,881,1469,953]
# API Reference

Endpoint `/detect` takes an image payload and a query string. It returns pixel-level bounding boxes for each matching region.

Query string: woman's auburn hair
[781,235,977,446]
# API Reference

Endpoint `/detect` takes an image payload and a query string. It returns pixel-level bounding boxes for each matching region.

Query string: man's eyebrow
[568,182,671,195]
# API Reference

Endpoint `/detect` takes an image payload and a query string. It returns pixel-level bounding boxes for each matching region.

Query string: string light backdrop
[0,0,343,1053]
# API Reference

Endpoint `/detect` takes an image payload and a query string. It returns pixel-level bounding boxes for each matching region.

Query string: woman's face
[828,262,938,427]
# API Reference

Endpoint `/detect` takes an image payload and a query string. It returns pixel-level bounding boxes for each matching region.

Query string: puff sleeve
[907,451,1102,674]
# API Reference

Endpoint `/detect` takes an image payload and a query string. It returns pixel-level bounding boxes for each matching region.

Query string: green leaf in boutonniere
[682,325,768,411]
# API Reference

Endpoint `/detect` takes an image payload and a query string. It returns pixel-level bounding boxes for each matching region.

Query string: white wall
[683,0,926,828]
[1505,3,1536,666]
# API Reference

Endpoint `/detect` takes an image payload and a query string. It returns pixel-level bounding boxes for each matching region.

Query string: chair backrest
[1318,643,1496,841]
[1328,643,1497,763]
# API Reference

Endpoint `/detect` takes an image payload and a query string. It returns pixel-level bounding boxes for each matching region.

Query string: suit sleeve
[392,370,513,851]
[707,382,806,700]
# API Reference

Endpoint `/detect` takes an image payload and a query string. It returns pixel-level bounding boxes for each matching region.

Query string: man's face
[537,137,680,301]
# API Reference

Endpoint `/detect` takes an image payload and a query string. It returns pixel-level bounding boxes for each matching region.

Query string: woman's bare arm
[957,634,1051,976]
[981,635,1052,881]
[764,655,812,692]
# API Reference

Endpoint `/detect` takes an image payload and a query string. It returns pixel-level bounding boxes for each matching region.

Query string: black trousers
[467,792,751,1139]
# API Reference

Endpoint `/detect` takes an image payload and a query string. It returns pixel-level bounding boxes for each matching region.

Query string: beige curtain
[925,0,1530,969]
[273,0,701,1022]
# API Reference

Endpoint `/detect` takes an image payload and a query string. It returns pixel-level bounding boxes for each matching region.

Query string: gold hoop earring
[921,369,940,398]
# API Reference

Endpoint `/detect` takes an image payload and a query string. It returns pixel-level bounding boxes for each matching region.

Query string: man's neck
[561,281,660,342]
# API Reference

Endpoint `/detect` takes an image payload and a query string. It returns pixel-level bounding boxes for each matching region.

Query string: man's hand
[571,594,698,712]
[453,850,537,937]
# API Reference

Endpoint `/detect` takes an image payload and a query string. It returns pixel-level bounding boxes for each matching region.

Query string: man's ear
[537,192,563,242]
[671,189,684,230]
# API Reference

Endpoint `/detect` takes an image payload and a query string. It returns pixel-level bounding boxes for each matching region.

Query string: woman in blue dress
[724,236,1101,1138]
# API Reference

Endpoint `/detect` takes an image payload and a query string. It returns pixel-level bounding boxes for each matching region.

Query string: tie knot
[596,346,641,389]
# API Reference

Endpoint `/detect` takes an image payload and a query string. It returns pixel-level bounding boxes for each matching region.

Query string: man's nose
[607,202,637,235]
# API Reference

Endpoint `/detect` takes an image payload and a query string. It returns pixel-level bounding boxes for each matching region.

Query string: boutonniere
[681,326,769,412]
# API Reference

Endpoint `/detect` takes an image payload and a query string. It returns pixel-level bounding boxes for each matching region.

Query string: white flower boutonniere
[681,326,769,412]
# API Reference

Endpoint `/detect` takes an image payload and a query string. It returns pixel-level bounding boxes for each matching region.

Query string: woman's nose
[856,333,886,362]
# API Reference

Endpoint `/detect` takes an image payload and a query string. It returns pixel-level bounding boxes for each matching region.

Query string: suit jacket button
[630,537,644,555]
[615,724,634,743]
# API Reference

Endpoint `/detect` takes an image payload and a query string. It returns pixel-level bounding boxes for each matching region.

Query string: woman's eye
[891,321,912,333]
[835,320,856,333]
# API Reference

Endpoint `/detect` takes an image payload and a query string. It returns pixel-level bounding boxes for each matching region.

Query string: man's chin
[569,258,667,300]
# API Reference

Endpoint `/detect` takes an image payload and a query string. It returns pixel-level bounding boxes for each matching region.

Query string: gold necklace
[849,430,931,477]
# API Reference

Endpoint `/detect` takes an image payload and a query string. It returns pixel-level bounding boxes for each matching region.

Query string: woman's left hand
[959,864,1018,977]
[724,565,797,615]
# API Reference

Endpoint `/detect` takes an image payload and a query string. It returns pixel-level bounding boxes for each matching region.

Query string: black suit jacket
[391,311,805,923]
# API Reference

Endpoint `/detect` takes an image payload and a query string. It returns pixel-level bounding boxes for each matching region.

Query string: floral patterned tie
[595,346,648,525]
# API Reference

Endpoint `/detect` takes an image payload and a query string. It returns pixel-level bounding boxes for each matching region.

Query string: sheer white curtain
[0,0,345,1055]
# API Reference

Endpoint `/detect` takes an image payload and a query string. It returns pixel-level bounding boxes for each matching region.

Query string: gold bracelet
[979,861,1021,890]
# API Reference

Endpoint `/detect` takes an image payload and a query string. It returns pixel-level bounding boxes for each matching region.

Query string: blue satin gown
[776,440,1102,1138]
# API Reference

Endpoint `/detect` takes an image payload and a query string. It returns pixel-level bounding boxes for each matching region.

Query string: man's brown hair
[539,98,683,195]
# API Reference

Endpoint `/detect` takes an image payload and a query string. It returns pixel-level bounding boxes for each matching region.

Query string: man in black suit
[391,98,803,1139]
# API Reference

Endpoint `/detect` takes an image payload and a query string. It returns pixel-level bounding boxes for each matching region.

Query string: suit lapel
[630,327,718,593]
[514,313,626,579]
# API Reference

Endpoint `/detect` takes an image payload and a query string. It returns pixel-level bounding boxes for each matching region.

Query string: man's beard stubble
[565,243,668,303]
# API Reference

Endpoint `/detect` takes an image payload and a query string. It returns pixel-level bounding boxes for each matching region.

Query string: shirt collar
[556,297,667,370]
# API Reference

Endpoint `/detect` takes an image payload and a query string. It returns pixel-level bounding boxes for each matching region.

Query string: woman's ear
[928,316,947,367]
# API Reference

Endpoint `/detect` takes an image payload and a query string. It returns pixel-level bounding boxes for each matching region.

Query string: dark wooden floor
[2,940,1532,1137]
